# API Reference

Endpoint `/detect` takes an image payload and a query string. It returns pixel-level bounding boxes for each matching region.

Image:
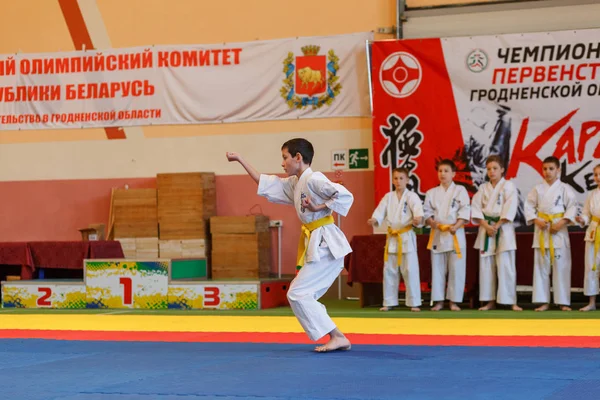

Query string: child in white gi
[226,138,353,352]
[424,159,471,311]
[575,163,600,312]
[471,155,522,311]
[525,156,577,311]
[368,167,424,312]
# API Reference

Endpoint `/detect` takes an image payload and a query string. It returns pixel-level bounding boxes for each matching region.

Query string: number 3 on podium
[119,277,133,306]
[204,287,220,307]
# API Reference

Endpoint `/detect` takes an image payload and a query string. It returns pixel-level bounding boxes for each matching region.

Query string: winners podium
[2,259,290,310]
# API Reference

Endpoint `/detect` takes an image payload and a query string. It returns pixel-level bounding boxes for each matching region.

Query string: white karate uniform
[423,182,471,303]
[471,178,518,305]
[258,168,353,341]
[577,189,600,296]
[525,180,577,306]
[371,190,424,307]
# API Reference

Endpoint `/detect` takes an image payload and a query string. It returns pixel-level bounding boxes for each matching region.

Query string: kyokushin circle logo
[379,52,422,98]
[466,49,488,72]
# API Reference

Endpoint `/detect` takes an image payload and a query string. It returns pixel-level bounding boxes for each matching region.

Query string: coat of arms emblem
[281,45,341,109]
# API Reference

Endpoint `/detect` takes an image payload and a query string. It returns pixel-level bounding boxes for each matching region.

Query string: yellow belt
[384,225,413,267]
[538,212,564,266]
[296,215,335,273]
[427,224,462,258]
[591,216,600,271]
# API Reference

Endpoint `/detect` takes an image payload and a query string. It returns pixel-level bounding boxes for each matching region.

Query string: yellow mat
[2,315,600,336]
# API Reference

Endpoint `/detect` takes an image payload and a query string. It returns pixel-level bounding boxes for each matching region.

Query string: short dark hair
[542,156,560,168]
[595,163,600,172]
[486,155,505,169]
[392,167,409,177]
[437,159,456,172]
[282,138,314,165]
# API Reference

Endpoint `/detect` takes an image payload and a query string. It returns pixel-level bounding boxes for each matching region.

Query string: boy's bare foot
[315,336,352,353]
[478,301,496,311]
[431,302,444,311]
[511,304,523,311]
[450,302,461,311]
[560,305,572,311]
[379,306,390,311]
[535,304,549,312]
[579,304,596,312]
[410,307,421,312]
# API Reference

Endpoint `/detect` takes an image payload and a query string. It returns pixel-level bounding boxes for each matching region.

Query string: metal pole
[277,225,282,278]
[397,0,406,39]
[365,40,373,115]
[337,213,342,300]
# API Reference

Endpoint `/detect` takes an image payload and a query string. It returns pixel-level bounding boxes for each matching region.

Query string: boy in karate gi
[368,167,424,312]
[575,164,600,312]
[471,155,522,311]
[226,138,354,352]
[525,156,577,311]
[424,159,471,311]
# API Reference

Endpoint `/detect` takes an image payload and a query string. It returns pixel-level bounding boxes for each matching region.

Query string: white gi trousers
[532,248,571,305]
[583,242,600,296]
[383,252,422,307]
[431,248,466,303]
[479,250,517,305]
[286,246,343,341]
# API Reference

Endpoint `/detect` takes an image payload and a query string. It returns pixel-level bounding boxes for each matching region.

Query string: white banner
[0,32,372,130]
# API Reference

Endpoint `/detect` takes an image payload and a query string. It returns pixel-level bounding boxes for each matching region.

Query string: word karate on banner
[0,32,372,130]
[372,28,600,222]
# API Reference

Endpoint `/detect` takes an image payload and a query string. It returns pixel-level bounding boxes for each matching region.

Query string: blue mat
[1,339,600,400]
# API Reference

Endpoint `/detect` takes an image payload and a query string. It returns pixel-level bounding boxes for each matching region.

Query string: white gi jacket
[471,178,518,255]
[423,182,471,253]
[371,190,424,254]
[258,168,353,263]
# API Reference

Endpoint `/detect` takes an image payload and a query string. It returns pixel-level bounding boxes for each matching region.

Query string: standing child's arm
[423,191,437,229]
[368,194,388,227]
[525,187,548,230]
[471,188,494,235]
[498,182,518,227]
[470,188,484,225]
[450,187,471,234]
[551,186,578,234]
[409,193,425,227]
[576,194,591,227]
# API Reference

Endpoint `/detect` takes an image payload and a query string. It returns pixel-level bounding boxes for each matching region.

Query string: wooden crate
[157,173,216,240]
[117,238,137,259]
[113,189,158,238]
[210,216,269,234]
[116,237,159,259]
[159,239,206,259]
[210,216,271,279]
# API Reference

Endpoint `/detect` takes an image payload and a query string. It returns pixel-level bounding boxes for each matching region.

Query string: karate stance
[227,138,353,352]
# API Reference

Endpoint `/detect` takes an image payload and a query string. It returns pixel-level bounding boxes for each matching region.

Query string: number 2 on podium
[119,277,133,305]
[37,287,52,307]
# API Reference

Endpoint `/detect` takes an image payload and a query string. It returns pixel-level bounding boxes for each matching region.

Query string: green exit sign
[348,148,368,169]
